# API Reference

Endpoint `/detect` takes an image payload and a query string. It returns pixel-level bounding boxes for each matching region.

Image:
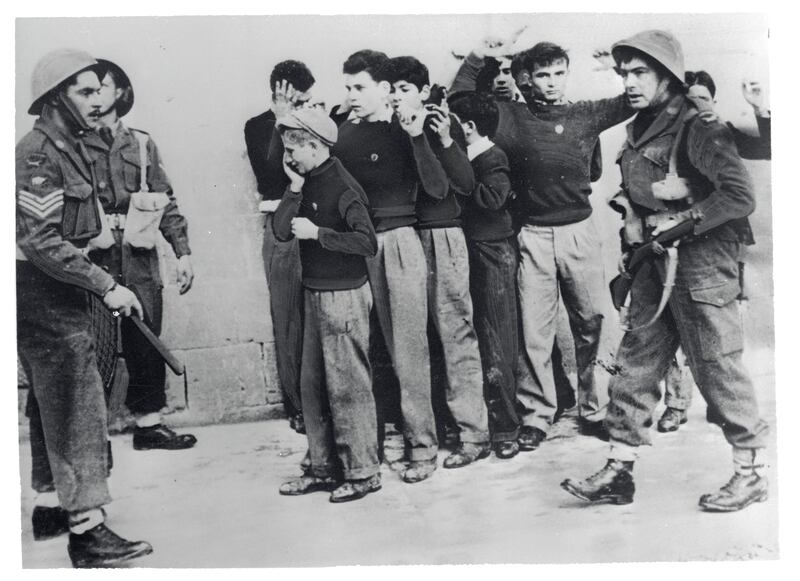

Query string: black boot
[32,506,69,540]
[133,424,197,450]
[68,523,153,568]
[561,459,635,505]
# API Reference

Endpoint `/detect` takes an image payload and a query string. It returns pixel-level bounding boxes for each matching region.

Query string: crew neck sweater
[244,110,289,201]
[452,53,635,226]
[272,156,377,291]
[333,115,449,232]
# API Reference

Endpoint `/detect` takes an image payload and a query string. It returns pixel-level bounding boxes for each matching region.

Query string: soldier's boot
[32,506,69,540]
[699,448,768,512]
[561,459,635,505]
[68,519,152,568]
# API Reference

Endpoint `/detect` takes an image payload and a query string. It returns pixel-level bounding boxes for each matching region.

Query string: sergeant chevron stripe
[17,189,64,218]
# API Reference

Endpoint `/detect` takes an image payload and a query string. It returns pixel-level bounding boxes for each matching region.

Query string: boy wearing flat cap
[273,109,381,503]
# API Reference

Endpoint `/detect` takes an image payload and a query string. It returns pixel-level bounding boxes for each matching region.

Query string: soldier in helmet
[560,30,770,512]
[17,48,152,567]
[82,58,197,451]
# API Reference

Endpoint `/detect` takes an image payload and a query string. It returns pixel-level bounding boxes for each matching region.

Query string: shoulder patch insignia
[31,176,47,187]
[26,152,47,168]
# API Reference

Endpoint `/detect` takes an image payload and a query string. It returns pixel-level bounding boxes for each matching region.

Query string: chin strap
[56,93,93,134]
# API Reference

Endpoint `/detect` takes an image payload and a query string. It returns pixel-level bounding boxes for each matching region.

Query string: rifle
[112,310,186,375]
[609,218,695,311]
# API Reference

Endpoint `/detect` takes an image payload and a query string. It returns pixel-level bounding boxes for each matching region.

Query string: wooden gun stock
[128,315,185,375]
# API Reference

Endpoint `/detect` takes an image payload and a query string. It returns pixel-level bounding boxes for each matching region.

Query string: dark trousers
[90,238,166,415]
[468,238,521,443]
[263,214,304,415]
[17,262,111,512]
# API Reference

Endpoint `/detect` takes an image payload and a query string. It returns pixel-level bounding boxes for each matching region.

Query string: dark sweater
[728,114,771,161]
[452,53,635,226]
[416,116,476,229]
[462,144,515,241]
[273,156,377,290]
[333,114,449,232]
[244,110,288,201]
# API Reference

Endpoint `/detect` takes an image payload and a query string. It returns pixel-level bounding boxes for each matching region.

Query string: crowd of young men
[16,24,771,568]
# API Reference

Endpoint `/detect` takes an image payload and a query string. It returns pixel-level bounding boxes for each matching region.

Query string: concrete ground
[19,350,777,568]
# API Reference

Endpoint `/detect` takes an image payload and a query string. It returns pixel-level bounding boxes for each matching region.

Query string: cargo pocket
[688,278,743,361]
[61,183,98,241]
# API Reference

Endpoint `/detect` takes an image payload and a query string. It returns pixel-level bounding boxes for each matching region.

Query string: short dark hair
[381,56,430,90]
[685,70,716,98]
[270,60,315,93]
[448,91,499,138]
[521,42,570,71]
[342,49,389,82]
[614,46,685,93]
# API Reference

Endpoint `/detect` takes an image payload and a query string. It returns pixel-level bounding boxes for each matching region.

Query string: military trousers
[516,219,607,433]
[366,226,437,461]
[467,237,520,443]
[262,213,304,416]
[605,236,769,450]
[17,262,111,512]
[301,283,380,480]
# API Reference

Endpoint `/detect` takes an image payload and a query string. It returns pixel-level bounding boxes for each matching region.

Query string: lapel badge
[555,124,564,134]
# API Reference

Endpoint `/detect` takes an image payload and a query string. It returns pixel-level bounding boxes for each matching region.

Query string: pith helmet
[97,59,135,117]
[612,29,685,84]
[29,49,98,115]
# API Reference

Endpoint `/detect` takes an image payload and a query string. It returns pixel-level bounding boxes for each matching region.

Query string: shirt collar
[467,136,494,161]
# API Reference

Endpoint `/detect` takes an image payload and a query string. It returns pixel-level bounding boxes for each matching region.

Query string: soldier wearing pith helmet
[560,30,770,513]
[16,48,153,567]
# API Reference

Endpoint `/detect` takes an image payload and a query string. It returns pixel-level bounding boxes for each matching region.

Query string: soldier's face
[530,59,569,103]
[96,73,123,120]
[618,57,671,110]
[65,70,103,127]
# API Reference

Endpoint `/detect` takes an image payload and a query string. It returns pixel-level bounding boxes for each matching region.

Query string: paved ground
[19,349,777,568]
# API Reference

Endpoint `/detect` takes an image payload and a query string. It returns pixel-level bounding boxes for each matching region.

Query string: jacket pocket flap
[689,279,740,307]
[63,183,93,200]
[121,150,142,165]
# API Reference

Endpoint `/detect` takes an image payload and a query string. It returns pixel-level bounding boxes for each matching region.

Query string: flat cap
[276,108,338,146]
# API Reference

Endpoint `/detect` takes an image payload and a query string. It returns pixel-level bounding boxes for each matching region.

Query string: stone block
[181,342,270,423]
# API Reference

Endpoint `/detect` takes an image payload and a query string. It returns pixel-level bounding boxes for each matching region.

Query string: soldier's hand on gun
[742,79,769,116]
[426,105,453,148]
[176,255,194,295]
[103,283,143,319]
[282,153,306,191]
[291,217,319,240]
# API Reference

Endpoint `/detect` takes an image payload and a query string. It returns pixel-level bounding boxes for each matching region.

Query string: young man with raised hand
[382,56,491,469]
[452,35,636,453]
[332,49,449,483]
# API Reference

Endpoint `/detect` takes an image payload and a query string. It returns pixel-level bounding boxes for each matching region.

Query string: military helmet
[97,59,135,117]
[611,29,685,84]
[28,49,98,115]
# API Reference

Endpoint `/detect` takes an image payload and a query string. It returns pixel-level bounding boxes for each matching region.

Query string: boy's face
[530,59,569,103]
[492,57,517,100]
[687,84,715,108]
[281,136,319,175]
[389,80,429,117]
[343,71,389,119]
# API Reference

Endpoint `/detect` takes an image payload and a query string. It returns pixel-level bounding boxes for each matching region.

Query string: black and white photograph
[7,2,791,573]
